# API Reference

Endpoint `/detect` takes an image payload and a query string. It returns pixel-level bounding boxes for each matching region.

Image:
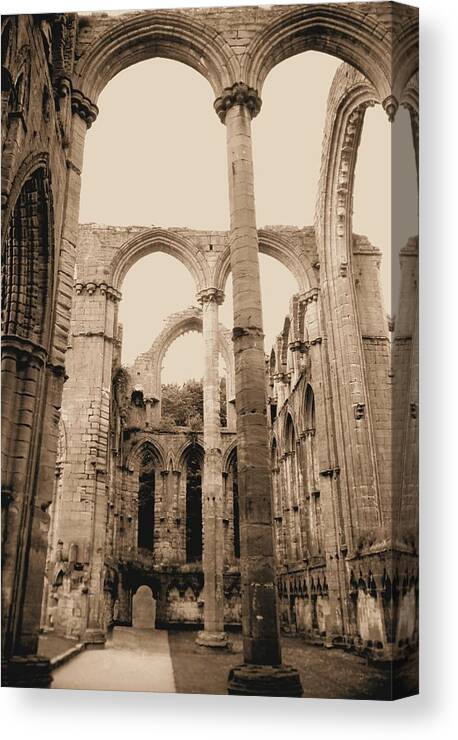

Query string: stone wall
[267,231,418,660]
[2,6,418,686]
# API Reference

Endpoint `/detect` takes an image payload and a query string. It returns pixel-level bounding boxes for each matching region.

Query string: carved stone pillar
[215,84,302,696]
[195,287,227,648]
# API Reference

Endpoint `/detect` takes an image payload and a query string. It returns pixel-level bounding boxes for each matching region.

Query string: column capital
[71,89,99,128]
[214,82,262,124]
[197,287,225,306]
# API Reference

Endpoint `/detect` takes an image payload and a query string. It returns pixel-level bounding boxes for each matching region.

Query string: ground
[169,632,418,700]
[38,633,80,660]
[50,627,418,699]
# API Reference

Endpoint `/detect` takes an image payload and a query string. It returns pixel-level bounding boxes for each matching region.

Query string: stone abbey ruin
[1,4,418,695]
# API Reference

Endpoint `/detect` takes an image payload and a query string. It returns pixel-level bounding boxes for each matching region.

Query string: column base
[195,630,230,650]
[83,629,106,649]
[1,655,53,688]
[228,663,303,697]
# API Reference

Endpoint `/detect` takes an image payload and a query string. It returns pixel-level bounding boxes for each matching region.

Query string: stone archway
[73,10,237,105]
[214,229,316,295]
[132,585,156,629]
[111,227,211,295]
[243,3,417,103]
[128,305,235,427]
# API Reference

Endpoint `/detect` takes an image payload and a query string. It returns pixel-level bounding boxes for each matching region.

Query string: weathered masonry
[1,5,418,694]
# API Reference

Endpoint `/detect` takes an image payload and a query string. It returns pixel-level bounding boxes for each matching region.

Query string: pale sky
[79,53,417,383]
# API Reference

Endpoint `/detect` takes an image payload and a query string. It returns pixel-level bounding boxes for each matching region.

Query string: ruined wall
[41,316,240,637]
[2,7,418,685]
[1,15,78,667]
[267,226,418,659]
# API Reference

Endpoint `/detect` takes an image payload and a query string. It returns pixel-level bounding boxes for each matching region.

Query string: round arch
[128,306,235,404]
[110,227,210,293]
[243,4,417,102]
[214,230,315,294]
[73,10,238,104]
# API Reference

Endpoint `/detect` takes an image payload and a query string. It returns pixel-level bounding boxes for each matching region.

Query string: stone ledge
[50,642,85,670]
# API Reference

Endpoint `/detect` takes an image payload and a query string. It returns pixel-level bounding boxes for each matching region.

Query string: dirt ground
[168,631,418,700]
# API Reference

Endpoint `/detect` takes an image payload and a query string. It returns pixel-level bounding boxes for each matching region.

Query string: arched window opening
[185,446,203,563]
[138,470,155,551]
[285,413,302,561]
[285,413,296,454]
[14,72,25,109]
[304,385,323,555]
[2,166,52,345]
[137,445,158,552]
[228,449,240,560]
[271,438,285,566]
[305,384,316,433]
[269,349,278,423]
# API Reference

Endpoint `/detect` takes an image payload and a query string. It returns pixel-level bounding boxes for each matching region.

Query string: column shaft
[225,101,281,666]
[198,290,226,645]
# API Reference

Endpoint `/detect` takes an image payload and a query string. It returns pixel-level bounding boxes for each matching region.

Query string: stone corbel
[71,89,99,128]
[382,95,399,122]
[354,403,365,420]
[320,466,340,479]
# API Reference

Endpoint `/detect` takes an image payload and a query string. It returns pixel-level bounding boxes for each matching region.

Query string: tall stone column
[214,84,302,696]
[196,288,228,648]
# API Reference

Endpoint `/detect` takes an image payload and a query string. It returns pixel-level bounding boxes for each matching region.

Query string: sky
[79,52,417,383]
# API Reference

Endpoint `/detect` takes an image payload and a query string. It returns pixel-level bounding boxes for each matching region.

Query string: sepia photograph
[1,1,419,702]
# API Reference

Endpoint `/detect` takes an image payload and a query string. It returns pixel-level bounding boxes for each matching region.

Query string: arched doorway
[132,585,156,629]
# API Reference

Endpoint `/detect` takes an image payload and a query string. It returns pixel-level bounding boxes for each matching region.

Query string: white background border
[1,1,457,737]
